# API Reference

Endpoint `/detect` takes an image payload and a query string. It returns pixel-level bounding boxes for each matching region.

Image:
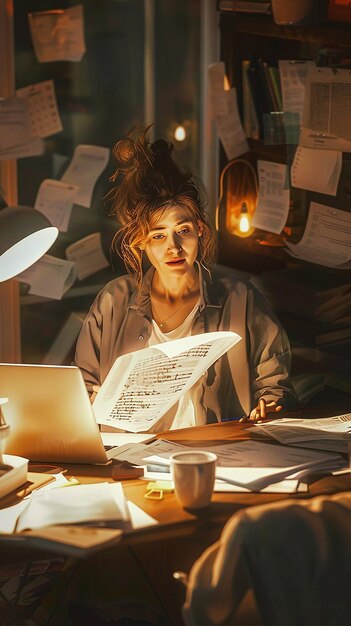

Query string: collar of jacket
[127,261,222,317]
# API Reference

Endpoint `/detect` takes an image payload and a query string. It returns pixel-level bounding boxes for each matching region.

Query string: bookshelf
[217,7,351,398]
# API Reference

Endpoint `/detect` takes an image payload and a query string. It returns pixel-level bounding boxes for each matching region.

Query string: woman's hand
[240,398,283,423]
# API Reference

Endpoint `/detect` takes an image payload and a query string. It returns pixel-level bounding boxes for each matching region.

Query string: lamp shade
[0,206,58,282]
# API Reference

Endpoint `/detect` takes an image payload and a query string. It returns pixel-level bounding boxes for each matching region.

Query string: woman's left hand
[240,398,283,423]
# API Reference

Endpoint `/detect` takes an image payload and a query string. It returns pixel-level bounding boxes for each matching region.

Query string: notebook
[0,363,150,464]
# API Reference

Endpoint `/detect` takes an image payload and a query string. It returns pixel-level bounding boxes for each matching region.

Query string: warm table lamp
[215,159,258,238]
[0,206,58,495]
[0,205,58,282]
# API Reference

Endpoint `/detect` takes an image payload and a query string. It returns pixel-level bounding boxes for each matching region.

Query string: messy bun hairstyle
[108,127,216,287]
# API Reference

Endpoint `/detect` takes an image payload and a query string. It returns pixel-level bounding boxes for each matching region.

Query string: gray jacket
[74,264,298,425]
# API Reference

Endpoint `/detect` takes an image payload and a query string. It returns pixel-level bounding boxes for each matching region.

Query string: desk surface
[60,419,351,547]
[2,420,351,550]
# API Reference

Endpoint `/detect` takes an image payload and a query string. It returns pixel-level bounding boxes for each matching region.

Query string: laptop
[0,363,150,464]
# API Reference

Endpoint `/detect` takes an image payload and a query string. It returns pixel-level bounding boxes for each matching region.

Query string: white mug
[170,450,217,510]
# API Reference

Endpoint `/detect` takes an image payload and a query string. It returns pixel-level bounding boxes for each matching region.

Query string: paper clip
[144,480,174,500]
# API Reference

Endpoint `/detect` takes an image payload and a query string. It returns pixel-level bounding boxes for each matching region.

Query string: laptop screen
[0,363,108,464]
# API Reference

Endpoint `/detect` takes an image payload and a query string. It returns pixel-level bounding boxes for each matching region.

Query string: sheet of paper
[113,438,343,472]
[15,254,76,300]
[16,483,129,533]
[0,137,44,161]
[101,432,156,447]
[253,413,351,444]
[28,5,86,63]
[279,60,316,124]
[214,479,308,494]
[35,179,78,232]
[0,98,32,152]
[252,160,290,234]
[61,144,110,207]
[16,80,63,138]
[127,501,158,529]
[65,232,109,279]
[215,88,249,160]
[208,62,230,116]
[286,201,351,268]
[300,67,351,152]
[93,332,241,432]
[291,146,342,196]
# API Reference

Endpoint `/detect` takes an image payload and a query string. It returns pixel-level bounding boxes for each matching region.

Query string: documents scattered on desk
[16,80,63,138]
[93,332,240,432]
[251,413,351,455]
[15,254,76,299]
[34,179,78,232]
[251,160,290,234]
[61,144,110,208]
[112,438,345,492]
[286,202,351,268]
[15,482,129,533]
[65,232,109,280]
[28,5,86,63]
[291,146,342,196]
[300,67,351,152]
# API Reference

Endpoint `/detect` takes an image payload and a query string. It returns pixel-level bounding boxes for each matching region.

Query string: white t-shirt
[148,299,200,432]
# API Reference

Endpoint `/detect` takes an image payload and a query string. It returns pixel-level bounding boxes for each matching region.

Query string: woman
[74,128,298,431]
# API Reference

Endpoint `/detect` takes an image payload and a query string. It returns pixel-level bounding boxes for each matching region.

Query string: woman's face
[142,206,202,279]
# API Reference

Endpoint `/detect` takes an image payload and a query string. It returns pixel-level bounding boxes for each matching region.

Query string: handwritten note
[291,146,342,196]
[215,88,249,160]
[286,202,351,268]
[65,232,109,280]
[16,80,63,138]
[28,5,86,63]
[279,60,315,124]
[0,99,32,152]
[16,254,76,300]
[300,67,351,152]
[252,160,290,234]
[208,62,230,116]
[35,179,78,232]
[61,144,110,208]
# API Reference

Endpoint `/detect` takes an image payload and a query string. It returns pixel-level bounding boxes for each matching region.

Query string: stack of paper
[251,413,351,455]
[110,438,346,493]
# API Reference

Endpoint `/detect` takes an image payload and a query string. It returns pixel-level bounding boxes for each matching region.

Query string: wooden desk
[1,420,351,626]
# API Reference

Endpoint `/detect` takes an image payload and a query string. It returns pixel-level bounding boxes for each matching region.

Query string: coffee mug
[170,450,217,509]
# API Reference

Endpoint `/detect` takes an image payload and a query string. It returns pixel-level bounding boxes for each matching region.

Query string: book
[268,66,283,110]
[43,311,85,365]
[242,60,260,139]
[93,331,241,432]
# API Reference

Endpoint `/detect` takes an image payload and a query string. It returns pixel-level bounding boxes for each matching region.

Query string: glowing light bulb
[238,202,250,233]
[174,125,186,142]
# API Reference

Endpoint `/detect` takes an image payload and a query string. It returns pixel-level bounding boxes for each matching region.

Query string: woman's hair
[108,126,216,286]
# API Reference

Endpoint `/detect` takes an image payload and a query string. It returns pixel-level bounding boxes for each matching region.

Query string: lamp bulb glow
[238,202,250,233]
[174,125,186,142]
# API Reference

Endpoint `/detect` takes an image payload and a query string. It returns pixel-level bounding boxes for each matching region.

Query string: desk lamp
[215,159,258,238]
[0,206,58,490]
[0,205,58,282]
